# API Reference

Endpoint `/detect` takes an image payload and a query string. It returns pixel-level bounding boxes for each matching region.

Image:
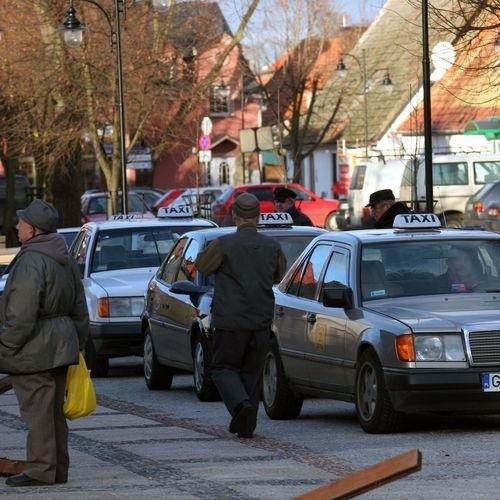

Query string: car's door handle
[307,313,316,324]
[275,307,284,318]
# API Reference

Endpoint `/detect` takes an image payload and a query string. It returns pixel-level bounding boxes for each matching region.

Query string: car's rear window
[199,233,317,287]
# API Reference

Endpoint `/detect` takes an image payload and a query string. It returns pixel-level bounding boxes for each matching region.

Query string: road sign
[198,150,212,162]
[201,116,213,135]
[199,134,211,150]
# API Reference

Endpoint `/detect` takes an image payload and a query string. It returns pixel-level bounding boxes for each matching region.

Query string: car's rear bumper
[384,367,500,412]
[90,322,143,357]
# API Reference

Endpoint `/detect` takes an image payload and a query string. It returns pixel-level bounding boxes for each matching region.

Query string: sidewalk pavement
[0,389,336,500]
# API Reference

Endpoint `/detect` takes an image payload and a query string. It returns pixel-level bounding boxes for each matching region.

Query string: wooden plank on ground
[0,457,26,477]
[0,376,12,395]
[295,448,422,500]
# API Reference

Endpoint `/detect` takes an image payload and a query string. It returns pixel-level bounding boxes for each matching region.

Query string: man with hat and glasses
[0,199,89,487]
[365,189,411,229]
[273,187,313,226]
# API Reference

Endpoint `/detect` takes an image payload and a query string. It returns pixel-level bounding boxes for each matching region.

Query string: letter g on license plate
[482,373,500,392]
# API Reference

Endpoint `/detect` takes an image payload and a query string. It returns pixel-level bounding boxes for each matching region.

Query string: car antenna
[436,186,447,227]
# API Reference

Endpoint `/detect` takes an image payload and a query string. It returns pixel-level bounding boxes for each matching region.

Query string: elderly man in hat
[365,189,412,229]
[196,193,286,438]
[0,199,89,487]
[273,186,313,226]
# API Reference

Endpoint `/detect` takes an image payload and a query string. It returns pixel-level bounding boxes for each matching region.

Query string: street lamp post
[421,0,434,213]
[60,0,129,214]
[336,49,393,158]
[59,0,170,215]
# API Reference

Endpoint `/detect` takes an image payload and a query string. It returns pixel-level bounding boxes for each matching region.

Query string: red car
[211,183,340,229]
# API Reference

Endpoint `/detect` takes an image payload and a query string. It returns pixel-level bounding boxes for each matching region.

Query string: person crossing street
[196,193,286,438]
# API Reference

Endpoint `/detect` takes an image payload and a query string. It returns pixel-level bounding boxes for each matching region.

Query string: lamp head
[58,5,87,48]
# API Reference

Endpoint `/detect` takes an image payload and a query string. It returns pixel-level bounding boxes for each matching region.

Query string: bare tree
[0,0,260,214]
[248,0,363,183]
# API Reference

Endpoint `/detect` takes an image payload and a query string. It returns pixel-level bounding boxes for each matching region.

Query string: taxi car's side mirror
[322,286,353,309]
[170,280,211,307]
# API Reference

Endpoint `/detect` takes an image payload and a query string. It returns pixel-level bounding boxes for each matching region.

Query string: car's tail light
[487,206,500,217]
[474,201,483,214]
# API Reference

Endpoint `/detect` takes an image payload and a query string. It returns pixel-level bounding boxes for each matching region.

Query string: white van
[344,157,414,229]
[399,153,500,227]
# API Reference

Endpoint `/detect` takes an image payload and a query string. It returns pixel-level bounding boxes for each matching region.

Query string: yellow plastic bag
[63,352,97,420]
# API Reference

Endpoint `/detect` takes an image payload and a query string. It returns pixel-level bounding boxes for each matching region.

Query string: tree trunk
[2,157,20,248]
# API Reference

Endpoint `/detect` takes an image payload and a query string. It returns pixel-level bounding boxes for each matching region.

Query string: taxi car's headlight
[97,297,144,317]
[396,334,466,362]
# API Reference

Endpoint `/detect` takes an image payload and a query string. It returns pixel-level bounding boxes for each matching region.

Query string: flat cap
[17,199,59,233]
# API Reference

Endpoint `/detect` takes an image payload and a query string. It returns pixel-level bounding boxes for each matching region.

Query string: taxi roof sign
[393,213,441,229]
[157,206,194,218]
[110,214,142,221]
[258,212,293,226]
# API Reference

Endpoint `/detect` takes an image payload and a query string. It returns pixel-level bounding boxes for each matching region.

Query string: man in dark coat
[274,187,313,226]
[0,199,89,487]
[196,193,286,438]
[365,189,412,229]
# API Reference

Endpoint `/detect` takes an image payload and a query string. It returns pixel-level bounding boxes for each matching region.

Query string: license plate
[482,372,500,392]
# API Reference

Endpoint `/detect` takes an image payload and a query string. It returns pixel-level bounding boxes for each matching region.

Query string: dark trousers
[211,328,269,432]
[11,366,69,484]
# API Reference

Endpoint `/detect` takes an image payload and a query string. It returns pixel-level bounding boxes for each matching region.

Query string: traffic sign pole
[199,117,213,186]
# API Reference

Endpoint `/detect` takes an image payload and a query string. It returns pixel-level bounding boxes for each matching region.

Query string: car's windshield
[361,239,500,300]
[91,226,208,272]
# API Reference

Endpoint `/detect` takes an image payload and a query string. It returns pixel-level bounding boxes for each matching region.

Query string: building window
[210,82,231,116]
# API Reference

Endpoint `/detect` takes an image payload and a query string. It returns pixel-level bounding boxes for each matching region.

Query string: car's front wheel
[143,328,173,390]
[355,349,405,433]
[85,338,109,378]
[193,332,220,401]
[262,338,303,419]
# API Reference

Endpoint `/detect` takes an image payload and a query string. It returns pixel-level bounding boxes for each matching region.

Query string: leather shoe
[5,473,50,487]
[229,400,254,435]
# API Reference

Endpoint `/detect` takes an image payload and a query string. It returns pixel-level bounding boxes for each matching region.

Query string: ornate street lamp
[336,50,393,157]
[421,0,434,213]
[59,0,170,215]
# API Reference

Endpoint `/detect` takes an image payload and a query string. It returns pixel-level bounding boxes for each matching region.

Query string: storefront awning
[464,118,500,139]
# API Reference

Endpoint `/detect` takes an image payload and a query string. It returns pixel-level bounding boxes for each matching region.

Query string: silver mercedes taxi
[141,213,326,401]
[263,213,500,433]
[69,206,217,377]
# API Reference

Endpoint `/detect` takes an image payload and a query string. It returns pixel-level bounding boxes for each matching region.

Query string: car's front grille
[468,331,500,365]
